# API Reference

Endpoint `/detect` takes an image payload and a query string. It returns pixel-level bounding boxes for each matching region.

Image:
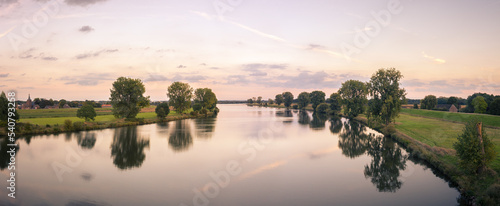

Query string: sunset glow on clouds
[0,0,499,101]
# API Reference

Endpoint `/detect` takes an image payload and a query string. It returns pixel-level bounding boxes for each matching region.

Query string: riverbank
[0,107,215,136]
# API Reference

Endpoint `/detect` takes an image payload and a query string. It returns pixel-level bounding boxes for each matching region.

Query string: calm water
[0,104,459,206]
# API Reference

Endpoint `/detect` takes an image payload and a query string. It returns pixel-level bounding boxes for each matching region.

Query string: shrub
[213,107,220,115]
[64,119,73,130]
[200,108,208,116]
[453,119,496,174]
[316,103,329,113]
[292,105,298,109]
[190,111,198,116]
[73,122,85,131]
[155,102,170,118]
[413,103,418,109]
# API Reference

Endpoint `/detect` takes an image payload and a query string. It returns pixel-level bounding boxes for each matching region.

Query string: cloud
[0,73,8,77]
[41,56,58,61]
[242,63,287,71]
[19,48,36,59]
[177,65,186,69]
[306,44,326,50]
[0,85,5,87]
[0,0,17,7]
[19,87,34,89]
[59,73,112,86]
[144,74,168,82]
[249,71,267,76]
[75,49,118,59]
[422,52,446,64]
[79,25,94,33]
[64,0,107,7]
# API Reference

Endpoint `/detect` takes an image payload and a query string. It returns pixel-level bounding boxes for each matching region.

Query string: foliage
[292,105,298,109]
[447,96,459,108]
[310,90,326,110]
[110,77,150,118]
[200,108,208,116]
[413,103,418,109]
[194,88,217,110]
[367,68,406,125]
[472,96,488,114]
[275,94,284,106]
[421,95,437,110]
[77,104,97,121]
[465,93,495,113]
[192,103,202,111]
[0,92,20,124]
[453,119,496,174]
[316,103,329,114]
[268,98,274,105]
[64,119,73,130]
[490,98,500,115]
[339,80,368,118]
[167,82,193,113]
[282,92,294,108]
[247,98,253,104]
[155,102,170,118]
[256,96,262,104]
[58,99,67,108]
[328,92,342,115]
[297,92,310,109]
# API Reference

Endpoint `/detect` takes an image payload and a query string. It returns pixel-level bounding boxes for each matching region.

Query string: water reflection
[111,126,150,170]
[0,138,19,170]
[168,120,193,152]
[298,111,310,125]
[338,120,371,158]
[329,117,343,134]
[194,117,217,139]
[77,132,96,150]
[364,136,408,192]
[309,113,327,130]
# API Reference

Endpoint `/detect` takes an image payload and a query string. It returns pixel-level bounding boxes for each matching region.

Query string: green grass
[395,113,500,173]
[401,108,500,128]
[18,107,113,118]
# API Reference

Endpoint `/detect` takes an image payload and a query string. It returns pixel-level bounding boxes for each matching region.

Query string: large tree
[275,94,284,106]
[109,77,150,118]
[77,104,96,121]
[328,92,342,115]
[155,102,170,118]
[310,90,326,110]
[58,99,67,108]
[0,91,20,124]
[167,82,193,113]
[465,93,494,113]
[421,95,437,110]
[490,98,500,115]
[367,68,406,125]
[194,88,217,110]
[282,92,294,108]
[339,80,367,118]
[297,92,310,110]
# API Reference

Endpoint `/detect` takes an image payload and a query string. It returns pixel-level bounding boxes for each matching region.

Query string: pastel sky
[0,0,499,101]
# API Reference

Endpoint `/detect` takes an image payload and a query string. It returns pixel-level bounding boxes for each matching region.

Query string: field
[400,108,500,128]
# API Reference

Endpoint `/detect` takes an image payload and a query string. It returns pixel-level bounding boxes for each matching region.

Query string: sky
[0,0,499,101]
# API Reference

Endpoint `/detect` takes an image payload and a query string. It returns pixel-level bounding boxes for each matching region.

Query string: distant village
[18,94,111,110]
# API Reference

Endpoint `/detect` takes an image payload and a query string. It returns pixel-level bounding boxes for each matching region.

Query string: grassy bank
[1,107,210,136]
[356,109,500,205]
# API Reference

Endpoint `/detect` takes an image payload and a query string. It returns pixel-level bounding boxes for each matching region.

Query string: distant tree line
[418,93,500,115]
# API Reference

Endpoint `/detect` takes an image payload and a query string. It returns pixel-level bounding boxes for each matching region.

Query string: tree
[194,88,217,110]
[247,98,253,104]
[447,96,459,109]
[413,103,418,109]
[297,92,310,110]
[490,98,500,115]
[192,103,202,111]
[310,90,326,110]
[268,98,274,105]
[328,92,342,115]
[453,119,496,174]
[110,77,150,118]
[367,68,406,125]
[282,92,294,108]
[339,80,368,118]
[275,94,284,106]
[472,96,488,114]
[421,95,437,110]
[58,99,67,108]
[167,82,193,114]
[77,104,96,121]
[257,96,262,105]
[465,93,494,113]
[155,102,170,118]
[316,103,329,114]
[0,92,20,124]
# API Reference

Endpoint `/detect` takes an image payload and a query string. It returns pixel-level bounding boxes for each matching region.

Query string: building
[435,104,459,112]
[21,94,38,109]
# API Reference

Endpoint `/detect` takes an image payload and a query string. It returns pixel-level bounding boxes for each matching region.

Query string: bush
[73,122,85,131]
[200,108,208,116]
[190,111,198,116]
[413,103,418,109]
[292,105,298,109]
[316,103,329,113]
[213,107,220,115]
[155,102,170,118]
[453,119,497,174]
[64,119,73,130]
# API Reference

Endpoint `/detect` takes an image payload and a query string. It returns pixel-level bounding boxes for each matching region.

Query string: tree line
[419,93,500,115]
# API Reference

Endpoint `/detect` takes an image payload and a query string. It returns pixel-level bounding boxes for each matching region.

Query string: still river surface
[0,104,459,206]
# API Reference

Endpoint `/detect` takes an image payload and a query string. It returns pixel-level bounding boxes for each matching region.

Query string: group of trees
[108,77,217,120]
[418,92,500,115]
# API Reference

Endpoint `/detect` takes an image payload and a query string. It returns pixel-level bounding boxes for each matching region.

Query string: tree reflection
[76,132,96,150]
[194,117,217,139]
[111,126,150,170]
[298,111,310,125]
[0,138,18,171]
[276,110,293,117]
[309,113,327,130]
[338,120,371,158]
[329,117,343,134]
[364,136,408,192]
[169,120,193,152]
